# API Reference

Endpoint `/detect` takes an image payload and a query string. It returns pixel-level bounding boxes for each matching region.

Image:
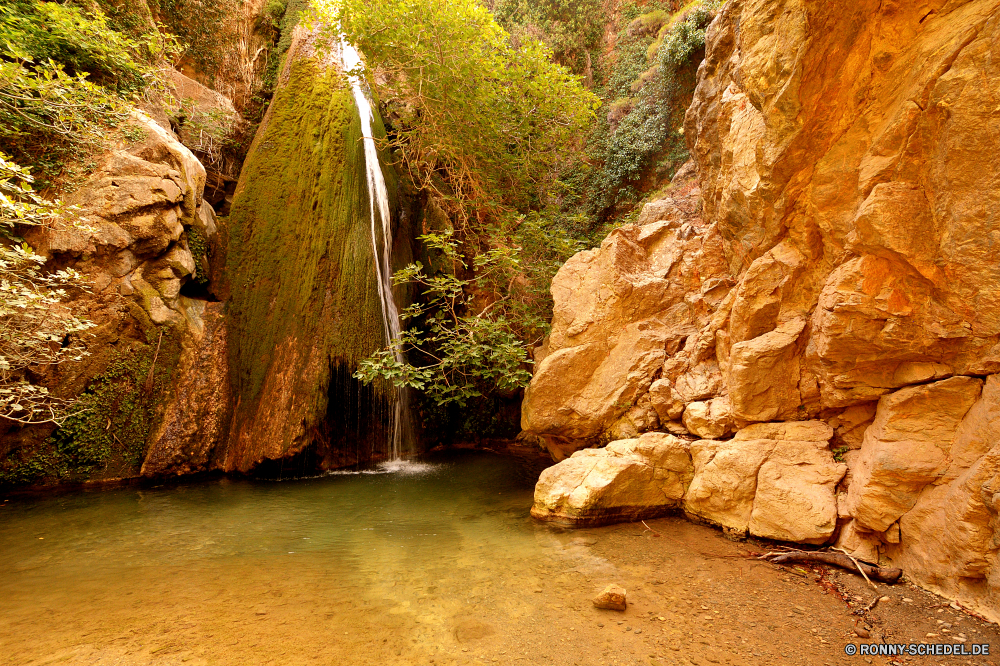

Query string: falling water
[340,38,407,460]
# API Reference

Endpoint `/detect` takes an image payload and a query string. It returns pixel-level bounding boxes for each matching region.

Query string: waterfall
[340,39,407,460]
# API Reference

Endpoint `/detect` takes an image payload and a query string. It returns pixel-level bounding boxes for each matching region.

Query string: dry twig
[759,549,902,584]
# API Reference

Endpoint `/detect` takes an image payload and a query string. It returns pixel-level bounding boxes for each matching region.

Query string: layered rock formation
[5,109,230,481]
[525,0,1000,620]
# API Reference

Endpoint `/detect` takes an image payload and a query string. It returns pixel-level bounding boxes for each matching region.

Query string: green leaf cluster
[0,153,95,425]
[355,232,533,408]
[489,0,605,74]
[0,0,173,182]
[586,1,718,217]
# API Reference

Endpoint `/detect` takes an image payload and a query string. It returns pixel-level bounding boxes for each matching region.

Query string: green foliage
[0,0,158,93]
[355,232,533,408]
[48,335,174,471]
[586,1,717,217]
[0,332,178,487]
[499,210,585,337]
[260,0,287,31]
[0,154,94,425]
[187,227,210,285]
[490,0,606,74]
[263,0,310,90]
[628,10,670,37]
[320,0,599,223]
[148,0,231,77]
[0,0,172,183]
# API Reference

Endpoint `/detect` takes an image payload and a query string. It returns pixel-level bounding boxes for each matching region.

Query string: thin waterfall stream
[340,38,407,461]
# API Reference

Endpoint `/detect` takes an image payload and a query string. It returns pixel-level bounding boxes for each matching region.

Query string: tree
[315,0,599,405]
[354,231,532,407]
[314,0,599,223]
[0,153,94,424]
[0,0,176,182]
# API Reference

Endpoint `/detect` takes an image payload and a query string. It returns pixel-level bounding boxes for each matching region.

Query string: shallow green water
[1,454,535,577]
[0,452,632,666]
[0,451,901,666]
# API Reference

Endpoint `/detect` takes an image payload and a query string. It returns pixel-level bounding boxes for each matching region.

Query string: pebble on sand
[594,584,627,611]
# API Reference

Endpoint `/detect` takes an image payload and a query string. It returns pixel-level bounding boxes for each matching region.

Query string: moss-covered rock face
[222,38,411,473]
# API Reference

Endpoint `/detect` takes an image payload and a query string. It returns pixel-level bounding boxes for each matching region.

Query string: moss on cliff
[0,327,182,487]
[224,49,408,468]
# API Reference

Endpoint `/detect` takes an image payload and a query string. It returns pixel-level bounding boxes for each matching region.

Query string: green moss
[187,227,210,285]
[0,328,182,488]
[263,0,310,89]
[226,53,406,454]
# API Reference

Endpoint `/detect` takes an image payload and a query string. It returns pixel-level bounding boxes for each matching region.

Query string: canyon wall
[525,0,1000,619]
[0,105,228,484]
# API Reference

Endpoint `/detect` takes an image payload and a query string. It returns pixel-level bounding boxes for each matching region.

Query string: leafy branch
[0,153,95,425]
[354,231,532,408]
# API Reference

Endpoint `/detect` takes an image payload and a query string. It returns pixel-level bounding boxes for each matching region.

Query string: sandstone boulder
[681,397,732,439]
[593,584,627,611]
[531,433,694,526]
[684,426,846,543]
[844,376,983,532]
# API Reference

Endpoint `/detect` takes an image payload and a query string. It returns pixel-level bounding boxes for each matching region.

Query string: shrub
[587,1,718,218]
[355,232,533,407]
[0,0,171,183]
[0,154,94,425]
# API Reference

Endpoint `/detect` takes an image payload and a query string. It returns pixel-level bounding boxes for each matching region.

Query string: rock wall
[1,108,230,484]
[524,0,1000,620]
[221,27,415,473]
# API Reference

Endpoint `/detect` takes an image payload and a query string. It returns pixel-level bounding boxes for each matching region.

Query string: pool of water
[1,450,915,666]
[0,451,634,666]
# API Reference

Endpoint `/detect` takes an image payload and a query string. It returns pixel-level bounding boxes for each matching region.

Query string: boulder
[531,433,694,526]
[593,584,627,611]
[748,440,846,544]
[876,376,1000,620]
[681,397,733,439]
[684,431,846,543]
[844,376,983,532]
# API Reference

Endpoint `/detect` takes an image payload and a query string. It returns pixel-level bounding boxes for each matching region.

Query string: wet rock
[594,585,627,611]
